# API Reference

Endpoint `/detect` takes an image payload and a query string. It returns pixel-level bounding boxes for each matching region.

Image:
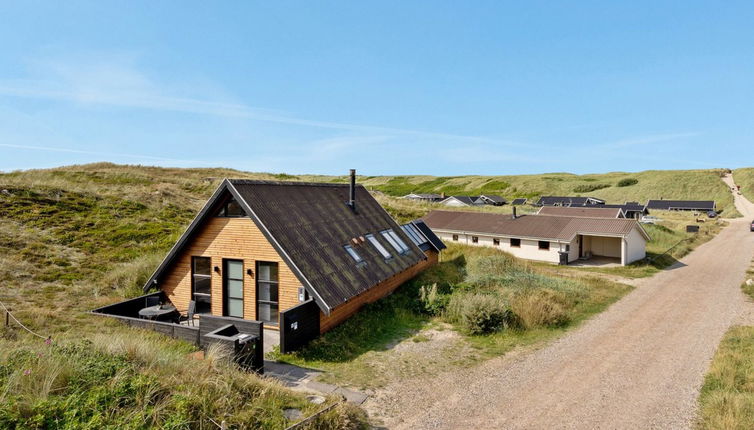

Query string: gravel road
[369,178,754,429]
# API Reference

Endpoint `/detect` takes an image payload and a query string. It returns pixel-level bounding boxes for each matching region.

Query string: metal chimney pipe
[512,206,517,219]
[348,169,356,212]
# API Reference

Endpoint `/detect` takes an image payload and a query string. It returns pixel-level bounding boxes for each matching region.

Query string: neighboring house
[476,195,507,206]
[600,203,650,219]
[535,196,606,207]
[537,206,625,218]
[422,210,649,266]
[403,193,443,202]
[142,171,445,340]
[439,195,481,207]
[645,200,716,212]
[510,198,528,205]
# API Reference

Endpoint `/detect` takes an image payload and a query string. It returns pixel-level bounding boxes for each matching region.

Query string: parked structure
[537,206,625,218]
[99,170,444,353]
[403,193,443,202]
[423,210,649,266]
[646,199,716,212]
[535,196,606,207]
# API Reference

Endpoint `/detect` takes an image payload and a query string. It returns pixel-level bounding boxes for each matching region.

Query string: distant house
[646,200,716,212]
[423,210,649,266]
[439,195,481,207]
[600,203,650,219]
[476,195,507,206]
[403,193,443,202]
[537,206,625,218]
[135,170,444,348]
[535,196,606,207]
[510,198,528,206]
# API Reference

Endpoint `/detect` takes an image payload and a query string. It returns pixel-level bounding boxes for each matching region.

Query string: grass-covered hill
[357,169,740,216]
[733,168,754,206]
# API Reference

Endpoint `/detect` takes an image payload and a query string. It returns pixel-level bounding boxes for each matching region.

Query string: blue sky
[0,1,752,175]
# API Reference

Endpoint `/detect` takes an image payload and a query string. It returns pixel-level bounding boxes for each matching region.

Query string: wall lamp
[214,266,220,273]
[247,268,254,277]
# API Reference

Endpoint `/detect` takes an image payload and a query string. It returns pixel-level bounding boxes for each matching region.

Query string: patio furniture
[138,304,178,321]
[181,300,197,326]
[145,296,160,308]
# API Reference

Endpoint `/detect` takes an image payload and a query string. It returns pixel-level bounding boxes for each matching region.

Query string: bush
[510,290,571,328]
[418,284,450,316]
[465,254,522,287]
[573,183,611,193]
[446,293,512,335]
[617,178,639,187]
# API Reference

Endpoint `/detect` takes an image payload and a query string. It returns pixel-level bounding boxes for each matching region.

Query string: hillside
[356,169,740,216]
[733,168,754,207]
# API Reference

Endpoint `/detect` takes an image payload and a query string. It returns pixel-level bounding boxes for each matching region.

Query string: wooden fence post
[5,310,9,327]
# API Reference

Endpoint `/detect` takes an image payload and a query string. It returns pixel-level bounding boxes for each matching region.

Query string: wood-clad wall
[319,250,439,333]
[159,216,302,329]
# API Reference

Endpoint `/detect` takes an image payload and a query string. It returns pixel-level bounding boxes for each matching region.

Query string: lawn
[271,244,631,390]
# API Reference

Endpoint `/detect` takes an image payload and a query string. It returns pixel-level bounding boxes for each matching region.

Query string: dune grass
[697,325,754,429]
[733,168,754,206]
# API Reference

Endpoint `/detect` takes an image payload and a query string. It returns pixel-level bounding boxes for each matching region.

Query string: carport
[575,234,625,265]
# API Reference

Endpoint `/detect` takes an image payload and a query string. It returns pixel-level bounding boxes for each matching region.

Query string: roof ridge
[228,179,360,188]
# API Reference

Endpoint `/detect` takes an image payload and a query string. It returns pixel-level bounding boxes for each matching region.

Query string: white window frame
[344,245,363,263]
[366,234,391,259]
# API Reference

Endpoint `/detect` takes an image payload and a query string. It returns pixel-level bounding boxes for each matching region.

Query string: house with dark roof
[600,203,650,219]
[535,196,606,207]
[476,195,507,206]
[423,210,649,266]
[645,200,716,212]
[438,195,481,207]
[112,170,444,350]
[510,198,528,206]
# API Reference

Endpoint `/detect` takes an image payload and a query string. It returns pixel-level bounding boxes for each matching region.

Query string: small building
[510,198,528,206]
[135,171,444,350]
[600,203,650,219]
[646,200,716,212]
[439,195,481,207]
[537,206,625,218]
[422,210,649,266]
[535,196,606,207]
[403,193,443,202]
[476,195,507,206]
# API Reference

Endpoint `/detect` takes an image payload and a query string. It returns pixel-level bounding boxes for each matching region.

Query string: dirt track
[369,177,754,429]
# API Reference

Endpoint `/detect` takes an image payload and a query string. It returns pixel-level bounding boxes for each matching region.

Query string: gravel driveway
[368,179,754,429]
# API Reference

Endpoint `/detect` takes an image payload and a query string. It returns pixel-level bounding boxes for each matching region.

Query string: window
[401,224,425,246]
[510,238,521,248]
[539,241,550,250]
[472,236,479,243]
[216,198,246,217]
[344,245,363,263]
[192,257,212,314]
[223,259,244,318]
[366,234,391,259]
[381,229,410,254]
[256,262,279,325]
[565,244,570,252]
[493,238,500,246]
[452,234,459,241]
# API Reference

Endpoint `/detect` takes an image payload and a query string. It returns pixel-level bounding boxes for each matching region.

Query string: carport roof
[422,210,650,242]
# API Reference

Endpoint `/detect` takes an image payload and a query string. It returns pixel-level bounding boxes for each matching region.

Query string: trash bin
[558,251,569,265]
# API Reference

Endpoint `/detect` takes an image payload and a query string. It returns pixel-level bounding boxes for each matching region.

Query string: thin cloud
[601,132,700,149]
[0,143,197,164]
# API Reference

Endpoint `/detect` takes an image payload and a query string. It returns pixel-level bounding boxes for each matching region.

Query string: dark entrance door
[223,259,244,318]
[578,235,583,258]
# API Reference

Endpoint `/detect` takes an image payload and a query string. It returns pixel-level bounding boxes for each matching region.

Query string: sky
[0,1,752,175]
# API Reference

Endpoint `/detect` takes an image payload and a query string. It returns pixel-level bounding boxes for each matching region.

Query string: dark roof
[536,196,606,206]
[422,210,649,241]
[646,200,716,211]
[537,206,624,218]
[478,195,507,204]
[511,198,528,205]
[144,179,427,314]
[401,220,447,252]
[600,203,650,215]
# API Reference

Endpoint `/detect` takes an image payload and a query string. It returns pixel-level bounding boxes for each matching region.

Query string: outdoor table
[138,304,178,321]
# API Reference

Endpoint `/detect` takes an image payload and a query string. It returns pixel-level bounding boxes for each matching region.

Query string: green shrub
[573,183,611,193]
[617,178,639,187]
[446,293,512,334]
[418,284,450,316]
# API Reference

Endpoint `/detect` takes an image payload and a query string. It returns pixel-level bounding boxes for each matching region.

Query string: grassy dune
[733,168,754,206]
[358,169,740,217]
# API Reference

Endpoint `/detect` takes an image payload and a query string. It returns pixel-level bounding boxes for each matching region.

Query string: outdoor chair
[181,300,197,326]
